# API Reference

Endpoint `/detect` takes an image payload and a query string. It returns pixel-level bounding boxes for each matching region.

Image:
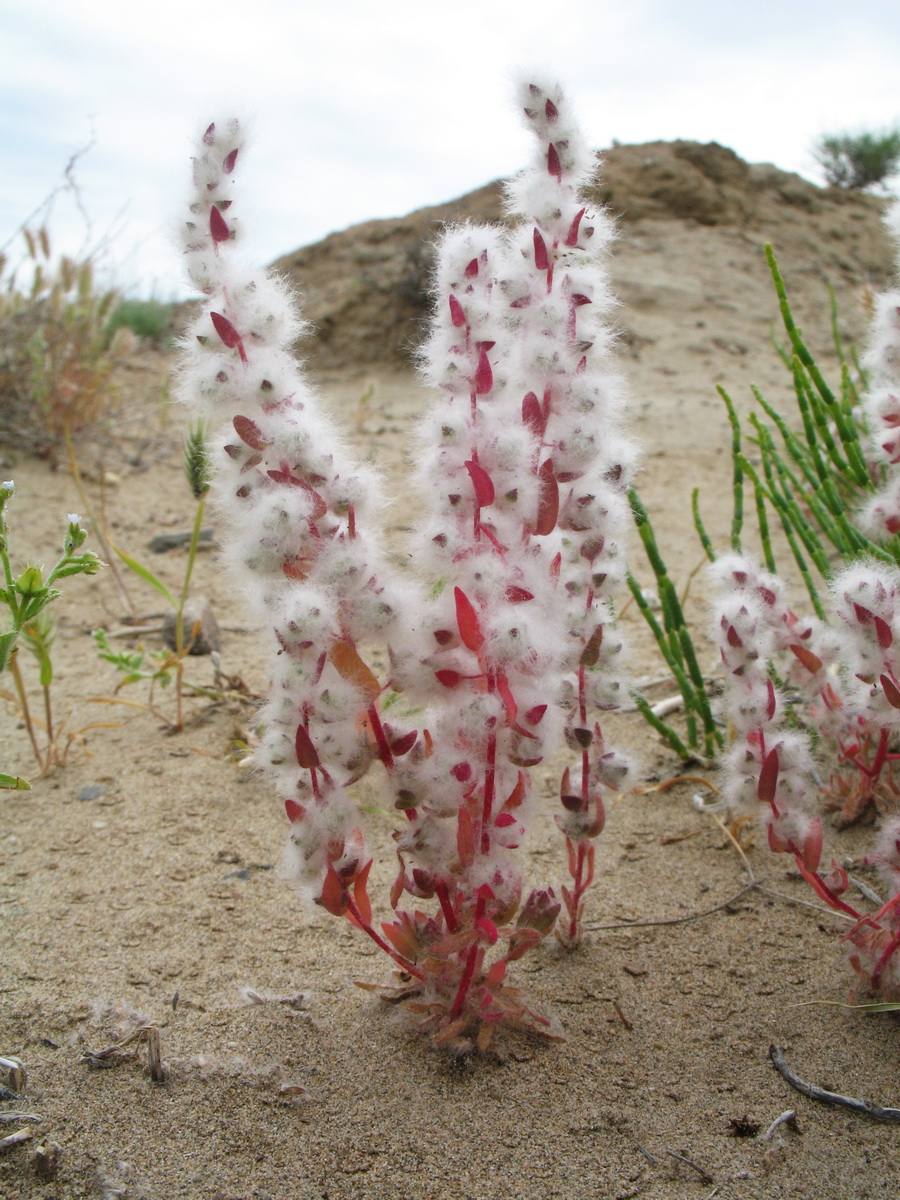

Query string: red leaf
[789,643,823,674]
[495,812,517,828]
[209,205,230,243]
[435,669,464,688]
[503,771,527,810]
[353,859,373,926]
[382,920,417,959]
[319,866,346,917]
[390,729,418,756]
[457,807,475,867]
[202,123,216,145]
[564,207,586,247]
[222,147,239,173]
[210,311,242,349]
[505,586,534,603]
[233,414,269,451]
[475,346,493,394]
[881,674,900,709]
[496,672,518,725]
[874,615,894,649]
[329,639,381,702]
[803,818,822,873]
[854,602,873,626]
[580,624,604,667]
[454,587,484,652]
[451,761,472,782]
[524,705,547,725]
[726,624,743,648]
[545,98,559,122]
[757,748,779,805]
[476,917,499,944]
[792,854,863,919]
[484,958,507,987]
[267,468,328,519]
[464,256,479,278]
[547,143,562,180]
[533,460,559,535]
[448,294,466,327]
[295,724,320,770]
[533,228,549,271]
[284,799,305,823]
[465,459,495,507]
[765,677,777,722]
[522,391,546,436]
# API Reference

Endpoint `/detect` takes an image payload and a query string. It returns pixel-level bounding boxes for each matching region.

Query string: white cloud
[1,0,898,295]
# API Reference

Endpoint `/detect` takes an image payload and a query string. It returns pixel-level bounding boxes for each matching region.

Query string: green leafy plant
[626,491,722,761]
[813,128,900,190]
[94,421,229,730]
[628,241,884,762]
[705,245,894,608]
[0,482,104,784]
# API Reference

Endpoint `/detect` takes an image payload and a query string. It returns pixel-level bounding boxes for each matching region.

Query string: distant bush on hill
[106,297,177,344]
[813,128,900,190]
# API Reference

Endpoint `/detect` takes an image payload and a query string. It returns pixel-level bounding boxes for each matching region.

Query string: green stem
[631,692,692,760]
[764,244,870,488]
[716,386,744,552]
[8,650,42,769]
[692,488,716,564]
[64,422,135,616]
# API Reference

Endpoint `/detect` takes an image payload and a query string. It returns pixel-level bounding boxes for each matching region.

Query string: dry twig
[763,1109,798,1140]
[666,1148,714,1184]
[0,1128,33,1152]
[587,881,759,931]
[769,1046,900,1122]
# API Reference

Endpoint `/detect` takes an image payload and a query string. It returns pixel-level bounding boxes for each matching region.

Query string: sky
[2,0,899,299]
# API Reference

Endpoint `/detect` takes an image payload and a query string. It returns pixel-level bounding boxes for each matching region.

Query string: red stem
[345,897,426,981]
[481,727,497,854]
[367,703,394,774]
[871,928,900,992]
[567,840,586,942]
[450,892,486,1019]
[436,880,458,932]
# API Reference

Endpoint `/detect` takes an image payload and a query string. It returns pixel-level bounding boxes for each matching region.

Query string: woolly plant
[177,79,635,1050]
[710,203,900,1002]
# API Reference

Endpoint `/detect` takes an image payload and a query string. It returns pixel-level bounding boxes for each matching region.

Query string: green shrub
[106,297,176,344]
[813,128,900,190]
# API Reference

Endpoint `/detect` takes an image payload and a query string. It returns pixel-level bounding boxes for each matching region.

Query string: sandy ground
[2,237,899,1200]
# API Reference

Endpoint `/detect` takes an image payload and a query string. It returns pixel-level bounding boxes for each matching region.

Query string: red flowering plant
[177,79,635,1050]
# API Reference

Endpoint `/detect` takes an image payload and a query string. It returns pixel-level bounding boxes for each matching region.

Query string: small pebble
[77,784,106,802]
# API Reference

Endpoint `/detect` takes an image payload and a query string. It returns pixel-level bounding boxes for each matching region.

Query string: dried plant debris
[0,1055,27,1095]
[769,1045,900,1122]
[82,1023,167,1084]
[726,1114,761,1137]
[239,985,309,1012]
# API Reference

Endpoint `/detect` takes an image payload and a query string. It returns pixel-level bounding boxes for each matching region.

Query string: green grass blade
[111,542,175,608]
